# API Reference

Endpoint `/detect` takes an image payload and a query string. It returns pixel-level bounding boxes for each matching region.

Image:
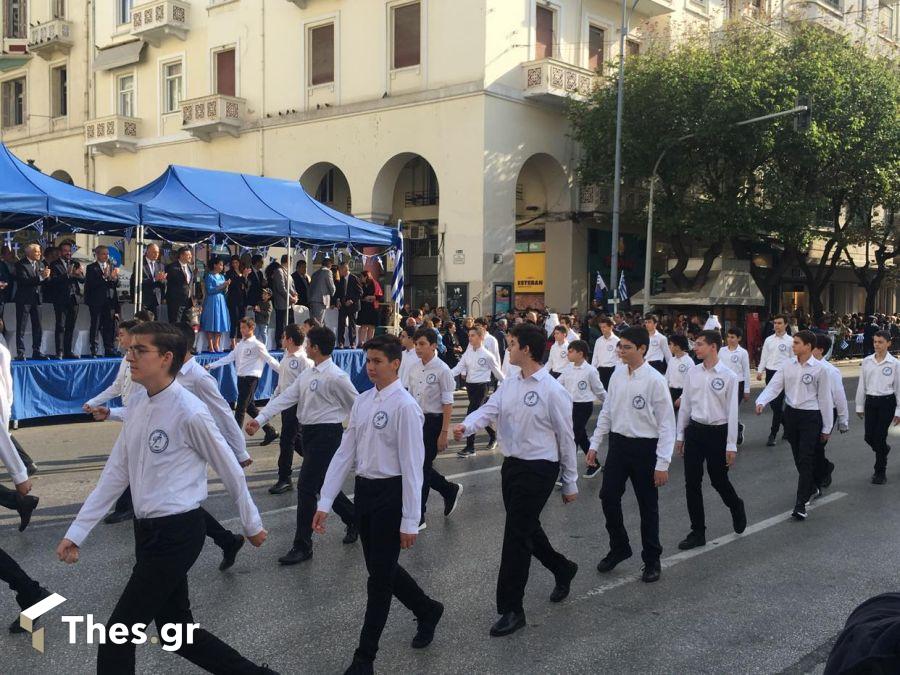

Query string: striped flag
[618,271,629,302]
[594,271,607,302]
[391,231,404,308]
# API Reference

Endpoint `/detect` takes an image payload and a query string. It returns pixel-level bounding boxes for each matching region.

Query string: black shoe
[25,463,37,477]
[822,463,835,488]
[89,352,97,359]
[219,534,245,571]
[343,657,374,675]
[268,479,292,495]
[766,434,776,447]
[872,471,887,485]
[63,353,79,360]
[732,499,747,534]
[806,488,822,505]
[791,505,808,521]
[31,353,48,361]
[278,546,312,565]
[550,560,578,603]
[15,494,39,532]
[489,610,526,637]
[103,509,134,525]
[261,429,279,447]
[677,531,706,550]
[456,447,475,458]
[583,464,602,478]
[104,351,121,358]
[411,600,444,649]
[486,439,498,451]
[737,423,744,446]
[641,561,661,583]
[596,548,632,573]
[9,588,51,634]
[15,353,25,361]
[343,524,358,545]
[444,483,463,517]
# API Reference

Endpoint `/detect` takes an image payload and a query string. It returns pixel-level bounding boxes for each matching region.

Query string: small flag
[618,271,629,302]
[594,271,607,303]
[391,236,404,308]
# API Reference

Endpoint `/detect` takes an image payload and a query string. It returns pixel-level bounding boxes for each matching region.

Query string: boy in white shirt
[546,326,569,378]
[723,327,751,446]
[558,340,606,478]
[666,334,694,409]
[398,327,420,386]
[591,317,620,391]
[812,334,848,491]
[643,314,671,375]
[854,329,900,484]
[451,325,504,456]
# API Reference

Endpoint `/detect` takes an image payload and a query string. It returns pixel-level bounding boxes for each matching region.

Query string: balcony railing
[27,18,73,59]
[522,58,596,104]
[181,94,245,140]
[85,116,141,156]
[404,190,439,207]
[131,0,189,45]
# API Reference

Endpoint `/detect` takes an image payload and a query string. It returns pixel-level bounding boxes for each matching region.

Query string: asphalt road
[1,362,898,674]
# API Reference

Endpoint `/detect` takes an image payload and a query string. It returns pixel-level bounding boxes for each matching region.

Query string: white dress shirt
[483,332,502,364]
[723,345,751,393]
[703,315,722,331]
[756,357,834,433]
[855,352,900,416]
[0,342,27,485]
[318,378,424,534]
[666,354,695,390]
[566,328,580,343]
[676,361,739,452]
[86,357,141,408]
[544,313,560,337]
[405,354,455,414]
[501,351,521,379]
[399,348,420,387]
[451,346,504,384]
[256,357,358,426]
[558,361,606,404]
[591,333,620,368]
[820,359,849,430]
[0,342,14,422]
[589,363,676,471]
[460,367,579,495]
[208,336,279,378]
[274,348,313,396]
[546,340,570,374]
[757,332,794,373]
[646,331,672,364]
[65,381,263,546]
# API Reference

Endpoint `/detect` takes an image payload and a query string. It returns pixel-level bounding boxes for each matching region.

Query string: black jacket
[335,273,362,311]
[132,257,167,308]
[84,262,120,309]
[292,272,310,307]
[44,258,82,306]
[164,262,195,307]
[246,268,267,306]
[225,269,248,305]
[13,257,45,305]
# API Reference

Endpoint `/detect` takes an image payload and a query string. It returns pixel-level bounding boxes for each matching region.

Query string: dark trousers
[813,407,837,487]
[782,406,822,508]
[234,377,275,435]
[338,306,357,347]
[765,369,785,435]
[97,509,260,674]
[14,302,41,356]
[53,301,78,356]
[497,457,569,615]
[201,508,234,550]
[683,422,742,533]
[422,414,454,519]
[572,402,593,455]
[864,394,895,473]
[600,433,662,564]
[0,545,43,612]
[464,382,495,450]
[295,424,355,551]
[598,366,615,391]
[88,303,116,355]
[649,360,666,375]
[167,300,192,325]
[12,436,32,468]
[113,487,133,514]
[669,387,683,409]
[227,300,244,340]
[276,405,303,482]
[353,476,434,664]
[0,484,17,510]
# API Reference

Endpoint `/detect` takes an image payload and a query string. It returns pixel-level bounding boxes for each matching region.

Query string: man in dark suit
[292,260,310,309]
[84,246,120,357]
[0,247,12,323]
[13,243,50,360]
[45,242,84,358]
[335,262,362,348]
[246,254,267,309]
[271,255,297,345]
[164,246,195,324]
[132,243,166,315]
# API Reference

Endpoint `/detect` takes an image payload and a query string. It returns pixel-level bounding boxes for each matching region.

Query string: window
[626,39,640,59]
[1,77,26,127]
[309,23,335,86]
[535,5,554,59]
[879,5,894,37]
[163,61,182,113]
[52,0,65,19]
[51,65,67,117]
[392,2,421,69]
[4,0,26,38]
[118,0,132,25]
[316,169,335,204]
[215,48,236,96]
[588,25,604,71]
[118,73,134,117]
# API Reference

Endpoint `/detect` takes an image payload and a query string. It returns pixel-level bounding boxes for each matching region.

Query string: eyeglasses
[126,346,162,358]
[615,343,635,351]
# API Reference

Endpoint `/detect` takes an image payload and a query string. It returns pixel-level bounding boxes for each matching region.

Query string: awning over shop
[92,40,145,71]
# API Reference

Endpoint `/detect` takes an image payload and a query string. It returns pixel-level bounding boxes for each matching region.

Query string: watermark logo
[20,593,67,653]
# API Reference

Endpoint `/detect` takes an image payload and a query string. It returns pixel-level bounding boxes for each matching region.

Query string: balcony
[522,58,596,105]
[786,0,845,30]
[85,116,141,156]
[131,0,190,46]
[27,19,74,60]
[181,94,245,140]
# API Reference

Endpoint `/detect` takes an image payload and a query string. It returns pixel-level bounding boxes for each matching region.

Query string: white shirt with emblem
[255,357,358,426]
[589,362,676,471]
[318,378,425,534]
[399,348,420,387]
[274,348,314,396]
[855,352,900,416]
[451,346,504,384]
[0,343,26,484]
[676,361,739,452]
[460,368,579,496]
[482,332,502,364]
[207,335,279,378]
[756,357,834,433]
[405,354,455,415]
[666,354,695,389]
[558,361,606,404]
[723,345,751,393]
[646,331,672,364]
[546,340,570,374]
[591,333,620,368]
[65,381,263,546]
[820,359,850,429]
[757,333,794,374]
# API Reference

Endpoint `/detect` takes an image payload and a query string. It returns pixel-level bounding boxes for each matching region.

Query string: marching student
[207,317,280,446]
[56,322,273,674]
[451,325,504,457]
[501,338,521,380]
[812,334,849,491]
[674,330,747,551]
[268,324,313,495]
[723,327,751,445]
[643,314,671,375]
[247,326,358,565]
[755,330,834,520]
[665,334,694,409]
[475,317,502,364]
[398,326,419,386]
[560,315,580,344]
[854,329,900,485]
[545,326,570,378]
[558,339,606,478]
[587,326,675,583]
[453,322,578,638]
[591,317,620,390]
[756,313,794,446]
[315,335,444,674]
[406,327,464,529]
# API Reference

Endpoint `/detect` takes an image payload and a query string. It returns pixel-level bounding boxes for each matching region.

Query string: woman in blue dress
[200,256,231,352]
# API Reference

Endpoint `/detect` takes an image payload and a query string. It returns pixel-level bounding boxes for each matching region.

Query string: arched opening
[106,186,128,197]
[51,170,74,185]
[300,162,352,214]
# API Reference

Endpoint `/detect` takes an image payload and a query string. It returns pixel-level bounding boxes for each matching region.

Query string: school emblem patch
[578,380,588,391]
[607,344,615,351]
[679,363,690,373]
[632,395,646,410]
[778,344,788,352]
[310,379,319,392]
[711,378,725,391]
[478,357,487,366]
[373,411,389,429]
[731,354,739,362]
[523,391,540,407]
[801,373,813,385]
[148,430,169,454]
[426,373,437,384]
[244,347,253,356]
[289,359,299,370]
[883,366,893,377]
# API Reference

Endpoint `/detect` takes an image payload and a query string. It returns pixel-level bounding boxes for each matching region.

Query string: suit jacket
[44,258,82,306]
[292,272,310,307]
[335,273,362,312]
[0,260,13,303]
[84,262,121,309]
[164,262,195,307]
[270,266,296,311]
[225,269,248,305]
[132,257,166,309]
[309,267,336,307]
[246,268,267,306]
[13,258,45,305]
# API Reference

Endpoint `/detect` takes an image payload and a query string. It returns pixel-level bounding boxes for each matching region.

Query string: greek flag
[391,236,404,307]
[618,271,629,302]
[594,271,607,302]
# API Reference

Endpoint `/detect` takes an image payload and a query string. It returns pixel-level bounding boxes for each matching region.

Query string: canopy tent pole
[134,225,144,318]
[285,236,291,344]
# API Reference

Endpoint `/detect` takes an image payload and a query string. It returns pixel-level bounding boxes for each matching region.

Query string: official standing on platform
[315,335,444,675]
[756,330,834,520]
[13,243,50,360]
[591,317,620,390]
[588,326,675,583]
[723,327,751,445]
[756,313,794,446]
[407,327,463,528]
[46,242,83,359]
[454,322,578,637]
[335,263,362,348]
[248,326,359,565]
[164,247,196,324]
[674,330,747,551]
[558,339,606,478]
[665,335,694,408]
[133,243,166,315]
[451,325,504,457]
[56,322,273,675]
[643,315,671,375]
[308,257,336,324]
[854,329,900,485]
[84,246,121,358]
[812,335,848,491]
